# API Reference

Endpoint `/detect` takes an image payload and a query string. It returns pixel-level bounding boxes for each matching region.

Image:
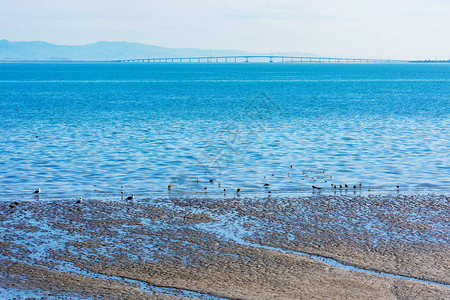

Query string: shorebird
[125,194,134,200]
[168,185,172,190]
[204,186,208,190]
[353,185,357,189]
[196,178,199,182]
[209,179,214,183]
[345,184,348,188]
[34,188,40,194]
[76,198,82,204]
[9,201,20,209]
[218,182,221,187]
[396,185,400,188]
[264,183,270,188]
[237,188,241,193]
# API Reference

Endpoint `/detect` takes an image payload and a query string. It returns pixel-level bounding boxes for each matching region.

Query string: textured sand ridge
[1,194,449,299]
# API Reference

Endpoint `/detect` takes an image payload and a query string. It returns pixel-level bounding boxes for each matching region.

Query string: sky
[1,0,449,60]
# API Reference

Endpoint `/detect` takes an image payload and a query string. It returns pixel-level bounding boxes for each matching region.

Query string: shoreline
[1,194,449,299]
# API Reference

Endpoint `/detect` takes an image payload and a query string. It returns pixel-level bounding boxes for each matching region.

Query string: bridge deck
[119,55,408,63]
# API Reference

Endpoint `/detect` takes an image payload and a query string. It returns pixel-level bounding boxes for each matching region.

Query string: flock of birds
[31,165,400,203]
[167,165,400,196]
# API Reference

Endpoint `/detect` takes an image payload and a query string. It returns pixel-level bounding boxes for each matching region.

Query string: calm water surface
[0,63,449,200]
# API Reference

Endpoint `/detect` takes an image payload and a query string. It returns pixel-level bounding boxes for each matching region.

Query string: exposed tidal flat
[1,194,449,299]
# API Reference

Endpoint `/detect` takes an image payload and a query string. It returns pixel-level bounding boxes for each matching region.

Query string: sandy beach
[1,194,449,299]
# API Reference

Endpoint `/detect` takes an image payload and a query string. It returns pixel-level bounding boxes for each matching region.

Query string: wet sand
[1,194,449,299]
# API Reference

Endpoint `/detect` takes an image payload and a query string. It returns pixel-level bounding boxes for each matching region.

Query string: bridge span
[119,55,407,64]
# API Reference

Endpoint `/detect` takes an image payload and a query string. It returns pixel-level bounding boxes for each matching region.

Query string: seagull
[34,188,40,194]
[125,194,134,200]
[76,198,82,204]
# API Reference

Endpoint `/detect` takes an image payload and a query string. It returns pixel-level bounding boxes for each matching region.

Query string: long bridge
[119,55,407,63]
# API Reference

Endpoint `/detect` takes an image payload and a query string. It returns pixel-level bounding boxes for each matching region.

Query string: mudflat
[1,194,449,299]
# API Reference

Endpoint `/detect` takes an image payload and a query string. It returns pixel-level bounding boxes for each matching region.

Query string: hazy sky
[1,0,449,59]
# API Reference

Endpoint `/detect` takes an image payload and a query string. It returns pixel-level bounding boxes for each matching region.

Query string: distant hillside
[0,39,318,61]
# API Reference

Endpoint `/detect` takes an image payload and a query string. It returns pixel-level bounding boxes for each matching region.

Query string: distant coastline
[0,39,317,62]
[411,59,450,63]
[1,39,448,62]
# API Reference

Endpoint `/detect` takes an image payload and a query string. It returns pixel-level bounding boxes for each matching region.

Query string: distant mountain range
[0,39,318,61]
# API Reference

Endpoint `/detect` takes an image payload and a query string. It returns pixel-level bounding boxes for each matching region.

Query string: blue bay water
[0,62,449,200]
